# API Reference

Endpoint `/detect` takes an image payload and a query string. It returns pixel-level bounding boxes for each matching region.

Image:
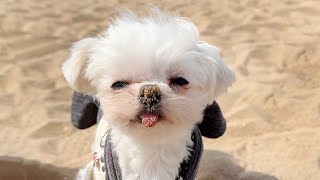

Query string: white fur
[62,9,235,180]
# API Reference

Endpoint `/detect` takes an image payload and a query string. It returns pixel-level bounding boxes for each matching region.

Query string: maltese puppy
[62,9,235,180]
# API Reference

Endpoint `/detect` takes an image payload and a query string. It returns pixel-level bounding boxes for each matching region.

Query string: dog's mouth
[139,113,160,127]
[136,109,163,127]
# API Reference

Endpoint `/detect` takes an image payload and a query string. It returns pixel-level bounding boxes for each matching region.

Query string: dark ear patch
[71,92,98,129]
[197,101,226,138]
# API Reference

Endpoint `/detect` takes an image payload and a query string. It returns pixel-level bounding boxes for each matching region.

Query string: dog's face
[62,10,235,140]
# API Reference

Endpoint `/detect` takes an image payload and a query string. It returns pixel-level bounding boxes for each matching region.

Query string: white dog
[62,9,235,180]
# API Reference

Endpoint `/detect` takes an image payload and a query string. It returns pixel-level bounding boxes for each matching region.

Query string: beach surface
[1,0,320,179]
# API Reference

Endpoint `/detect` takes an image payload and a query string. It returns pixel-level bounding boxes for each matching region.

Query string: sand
[0,0,319,179]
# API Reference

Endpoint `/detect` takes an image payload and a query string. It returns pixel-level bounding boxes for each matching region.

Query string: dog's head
[62,10,235,140]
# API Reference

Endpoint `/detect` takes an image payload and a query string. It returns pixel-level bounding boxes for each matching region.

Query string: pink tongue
[140,114,159,127]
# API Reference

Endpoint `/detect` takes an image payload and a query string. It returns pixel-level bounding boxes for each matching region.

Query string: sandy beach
[1,0,320,179]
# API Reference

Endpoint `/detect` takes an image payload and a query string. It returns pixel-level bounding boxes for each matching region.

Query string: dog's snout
[139,84,162,110]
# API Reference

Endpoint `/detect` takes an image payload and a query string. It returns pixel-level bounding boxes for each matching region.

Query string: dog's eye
[111,81,129,90]
[170,77,189,86]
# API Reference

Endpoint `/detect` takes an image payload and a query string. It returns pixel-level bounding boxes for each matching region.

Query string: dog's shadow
[0,156,77,180]
[197,150,278,180]
[1,152,278,180]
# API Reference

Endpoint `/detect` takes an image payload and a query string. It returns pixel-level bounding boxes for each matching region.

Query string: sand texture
[1,0,320,179]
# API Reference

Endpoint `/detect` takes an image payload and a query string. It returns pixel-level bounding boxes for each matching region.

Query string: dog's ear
[198,101,226,138]
[196,42,235,101]
[62,38,97,95]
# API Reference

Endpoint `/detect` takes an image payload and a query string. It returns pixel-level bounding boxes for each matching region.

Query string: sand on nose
[0,157,76,180]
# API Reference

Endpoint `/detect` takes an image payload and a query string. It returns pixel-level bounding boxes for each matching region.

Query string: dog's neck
[110,125,193,180]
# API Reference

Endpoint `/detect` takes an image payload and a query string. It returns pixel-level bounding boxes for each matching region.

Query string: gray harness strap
[176,127,203,180]
[104,130,122,180]
[102,128,203,180]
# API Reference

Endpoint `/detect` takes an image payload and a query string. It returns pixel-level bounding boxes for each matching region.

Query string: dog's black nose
[139,84,162,110]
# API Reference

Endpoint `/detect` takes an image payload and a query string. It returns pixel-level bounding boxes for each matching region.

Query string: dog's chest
[92,120,193,180]
[114,136,190,180]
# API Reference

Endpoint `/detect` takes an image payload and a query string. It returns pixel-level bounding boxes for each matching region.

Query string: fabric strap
[104,130,122,180]
[176,127,203,180]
